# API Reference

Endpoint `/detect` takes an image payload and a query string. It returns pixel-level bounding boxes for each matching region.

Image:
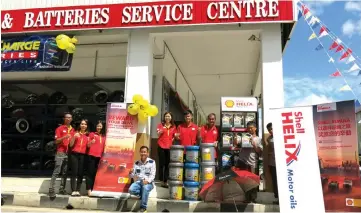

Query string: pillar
[124,30,153,160]
[261,23,284,193]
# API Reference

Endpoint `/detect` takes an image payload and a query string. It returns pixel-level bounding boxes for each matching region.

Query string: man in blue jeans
[129,146,156,213]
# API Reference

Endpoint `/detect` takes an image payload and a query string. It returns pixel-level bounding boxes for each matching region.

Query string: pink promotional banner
[313,100,361,211]
[92,103,138,198]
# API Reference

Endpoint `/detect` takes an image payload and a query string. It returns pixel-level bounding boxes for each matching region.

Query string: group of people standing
[48,112,106,198]
[156,110,218,187]
[155,109,278,204]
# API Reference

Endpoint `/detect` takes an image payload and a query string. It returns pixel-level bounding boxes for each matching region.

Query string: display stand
[217,97,259,173]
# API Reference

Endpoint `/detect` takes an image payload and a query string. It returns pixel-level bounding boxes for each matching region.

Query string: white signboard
[271,106,325,213]
[221,97,258,112]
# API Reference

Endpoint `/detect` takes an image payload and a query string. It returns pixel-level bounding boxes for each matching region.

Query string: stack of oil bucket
[168,145,201,201]
[200,143,217,188]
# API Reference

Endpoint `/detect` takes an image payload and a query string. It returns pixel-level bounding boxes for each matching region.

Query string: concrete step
[1,177,275,203]
[2,192,280,212]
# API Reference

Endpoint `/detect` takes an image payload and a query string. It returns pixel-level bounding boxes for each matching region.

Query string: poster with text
[314,100,361,211]
[271,106,325,213]
[1,35,73,71]
[92,103,138,198]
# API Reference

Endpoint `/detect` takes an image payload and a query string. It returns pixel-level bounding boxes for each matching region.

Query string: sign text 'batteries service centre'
[1,0,294,33]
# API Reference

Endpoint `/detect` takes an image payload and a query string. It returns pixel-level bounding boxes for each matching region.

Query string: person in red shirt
[86,121,106,196]
[175,110,199,148]
[69,119,89,196]
[157,112,176,187]
[49,112,74,198]
[199,113,219,160]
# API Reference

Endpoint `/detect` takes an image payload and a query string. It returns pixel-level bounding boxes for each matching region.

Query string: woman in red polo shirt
[86,121,106,196]
[157,112,176,187]
[69,119,89,196]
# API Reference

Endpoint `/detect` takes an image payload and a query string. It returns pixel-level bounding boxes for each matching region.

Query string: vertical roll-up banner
[271,106,325,213]
[92,103,138,198]
[314,100,361,211]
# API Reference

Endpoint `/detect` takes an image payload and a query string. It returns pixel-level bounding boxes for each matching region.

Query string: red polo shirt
[177,122,198,147]
[157,123,176,149]
[71,132,88,154]
[200,125,219,158]
[55,125,75,153]
[88,132,106,158]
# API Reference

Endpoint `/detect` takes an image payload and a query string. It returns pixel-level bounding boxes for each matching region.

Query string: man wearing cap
[175,110,199,148]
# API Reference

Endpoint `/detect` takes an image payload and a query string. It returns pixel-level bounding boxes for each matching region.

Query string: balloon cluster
[55,34,78,54]
[127,95,159,123]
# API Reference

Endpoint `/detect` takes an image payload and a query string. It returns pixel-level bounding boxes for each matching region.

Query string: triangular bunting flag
[347,55,356,64]
[308,33,317,41]
[329,38,342,50]
[340,85,352,91]
[348,63,361,72]
[319,26,329,38]
[305,12,312,20]
[348,70,361,76]
[328,57,335,63]
[309,16,320,26]
[302,5,310,15]
[312,22,320,30]
[330,70,341,77]
[298,10,303,20]
[340,49,352,61]
[336,45,344,52]
[315,44,323,51]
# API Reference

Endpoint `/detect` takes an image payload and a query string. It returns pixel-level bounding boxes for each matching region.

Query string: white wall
[2,43,127,80]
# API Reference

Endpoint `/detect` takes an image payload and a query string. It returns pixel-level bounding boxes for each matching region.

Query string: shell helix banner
[271,100,361,213]
[1,35,76,71]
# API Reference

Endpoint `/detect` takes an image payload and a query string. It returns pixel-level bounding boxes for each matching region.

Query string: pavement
[1,205,113,212]
[2,177,280,212]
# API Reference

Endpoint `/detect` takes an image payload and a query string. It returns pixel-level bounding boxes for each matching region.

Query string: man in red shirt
[175,110,198,148]
[49,112,75,198]
[199,113,219,160]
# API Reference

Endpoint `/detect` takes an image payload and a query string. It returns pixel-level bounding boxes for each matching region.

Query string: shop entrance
[153,30,262,124]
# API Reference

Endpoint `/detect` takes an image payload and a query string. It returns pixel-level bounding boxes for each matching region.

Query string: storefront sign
[1,35,73,71]
[92,103,138,197]
[272,106,325,213]
[313,100,361,211]
[221,97,258,112]
[1,0,294,34]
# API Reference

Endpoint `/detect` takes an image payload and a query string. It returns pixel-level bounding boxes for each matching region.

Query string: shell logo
[346,199,354,206]
[225,100,234,108]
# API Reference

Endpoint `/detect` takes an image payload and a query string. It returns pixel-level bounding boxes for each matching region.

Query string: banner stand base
[90,191,130,199]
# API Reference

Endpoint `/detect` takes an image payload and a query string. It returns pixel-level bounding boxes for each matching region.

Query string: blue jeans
[129,181,154,209]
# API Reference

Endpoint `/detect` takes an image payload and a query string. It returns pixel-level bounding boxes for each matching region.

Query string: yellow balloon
[66,43,76,54]
[56,39,69,50]
[132,94,143,104]
[138,99,150,111]
[138,111,149,123]
[70,37,78,44]
[127,104,139,115]
[147,105,158,117]
[56,34,69,41]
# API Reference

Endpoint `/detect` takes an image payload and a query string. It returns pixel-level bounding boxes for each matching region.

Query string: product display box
[221,112,256,128]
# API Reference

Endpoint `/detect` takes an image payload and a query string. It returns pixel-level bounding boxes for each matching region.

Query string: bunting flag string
[298,1,361,101]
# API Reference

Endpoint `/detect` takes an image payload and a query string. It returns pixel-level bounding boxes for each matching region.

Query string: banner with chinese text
[313,100,361,211]
[92,103,138,198]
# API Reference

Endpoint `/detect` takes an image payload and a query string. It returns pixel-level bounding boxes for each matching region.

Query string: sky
[283,0,361,107]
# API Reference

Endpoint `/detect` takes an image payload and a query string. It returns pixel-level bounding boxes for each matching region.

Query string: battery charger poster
[92,103,138,197]
[1,35,73,71]
[313,100,361,211]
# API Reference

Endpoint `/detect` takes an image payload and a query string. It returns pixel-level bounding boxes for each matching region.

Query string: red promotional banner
[92,103,138,197]
[313,101,361,211]
[1,0,294,34]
